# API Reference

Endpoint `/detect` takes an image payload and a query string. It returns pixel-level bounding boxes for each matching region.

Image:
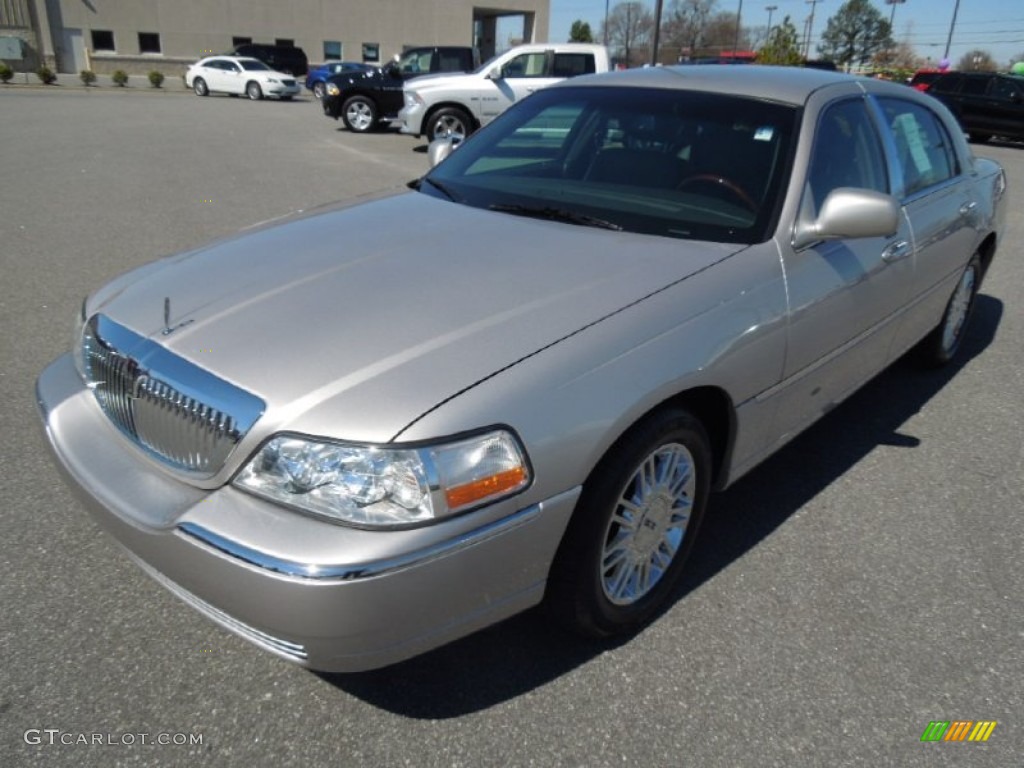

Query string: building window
[362,43,379,62]
[323,40,342,60]
[232,36,252,47]
[275,38,294,47]
[138,32,161,54]
[91,30,115,52]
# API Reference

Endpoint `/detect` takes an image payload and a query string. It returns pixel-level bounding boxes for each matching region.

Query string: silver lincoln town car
[37,66,1007,672]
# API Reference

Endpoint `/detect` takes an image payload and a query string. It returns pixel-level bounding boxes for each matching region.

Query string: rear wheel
[193,77,208,97]
[546,408,711,637]
[427,107,474,141]
[246,81,263,101]
[917,254,981,366]
[342,95,377,132]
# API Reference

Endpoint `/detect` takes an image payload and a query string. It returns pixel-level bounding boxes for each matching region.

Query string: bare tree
[956,49,998,72]
[601,2,656,67]
[661,0,717,60]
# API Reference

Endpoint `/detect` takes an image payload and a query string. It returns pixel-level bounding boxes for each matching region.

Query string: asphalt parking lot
[1,86,1021,767]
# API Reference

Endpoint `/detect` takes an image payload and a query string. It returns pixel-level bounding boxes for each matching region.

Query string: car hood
[89,192,741,444]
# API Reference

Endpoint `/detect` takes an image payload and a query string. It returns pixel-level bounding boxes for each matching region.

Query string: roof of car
[562,64,884,106]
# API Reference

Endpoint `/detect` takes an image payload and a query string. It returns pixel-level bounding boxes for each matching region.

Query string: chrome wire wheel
[600,443,696,605]
[942,263,977,354]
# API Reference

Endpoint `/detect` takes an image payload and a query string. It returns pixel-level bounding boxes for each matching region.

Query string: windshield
[421,86,798,244]
[241,60,271,71]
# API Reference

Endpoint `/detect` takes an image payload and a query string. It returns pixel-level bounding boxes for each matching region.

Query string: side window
[878,98,958,197]
[990,77,1022,101]
[930,74,962,94]
[502,53,548,78]
[963,76,989,96]
[804,99,888,216]
[552,53,595,78]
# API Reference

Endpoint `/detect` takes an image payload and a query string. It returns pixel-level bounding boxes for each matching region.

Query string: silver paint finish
[37,66,1007,671]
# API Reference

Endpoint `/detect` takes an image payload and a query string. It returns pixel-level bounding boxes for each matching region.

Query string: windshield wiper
[408,176,460,202]
[488,204,623,231]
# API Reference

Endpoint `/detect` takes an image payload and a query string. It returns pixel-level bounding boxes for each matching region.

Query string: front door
[60,28,86,74]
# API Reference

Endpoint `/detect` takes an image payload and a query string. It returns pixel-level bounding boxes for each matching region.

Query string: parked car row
[922,70,1024,143]
[322,43,610,138]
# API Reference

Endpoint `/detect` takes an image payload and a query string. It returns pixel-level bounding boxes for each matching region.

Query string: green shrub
[0,64,13,84]
[36,66,57,85]
[111,69,129,87]
[148,70,164,88]
[79,69,97,86]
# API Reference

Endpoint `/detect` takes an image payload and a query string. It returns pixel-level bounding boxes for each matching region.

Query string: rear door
[872,95,978,355]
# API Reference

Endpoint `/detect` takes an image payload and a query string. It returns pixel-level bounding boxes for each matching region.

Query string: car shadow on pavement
[320,295,1003,717]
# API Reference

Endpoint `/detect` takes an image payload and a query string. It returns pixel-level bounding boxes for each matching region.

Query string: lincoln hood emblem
[162,297,195,336]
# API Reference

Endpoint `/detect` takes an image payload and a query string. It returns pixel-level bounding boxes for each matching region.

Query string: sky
[546,0,1024,67]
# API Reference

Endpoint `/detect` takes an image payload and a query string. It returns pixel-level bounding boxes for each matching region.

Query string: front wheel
[426,107,474,141]
[193,77,208,97]
[546,408,711,638]
[246,81,263,101]
[342,95,377,132]
[312,81,325,100]
[917,254,981,366]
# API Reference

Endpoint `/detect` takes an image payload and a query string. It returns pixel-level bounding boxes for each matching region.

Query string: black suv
[322,46,478,133]
[231,43,309,76]
[926,71,1024,143]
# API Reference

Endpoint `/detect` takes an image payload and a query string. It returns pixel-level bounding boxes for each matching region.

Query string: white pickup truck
[398,43,611,140]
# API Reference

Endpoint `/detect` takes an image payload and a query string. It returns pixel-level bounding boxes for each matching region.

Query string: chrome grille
[80,315,265,475]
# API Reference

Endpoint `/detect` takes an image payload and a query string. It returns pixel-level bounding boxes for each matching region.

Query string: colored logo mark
[920,720,997,742]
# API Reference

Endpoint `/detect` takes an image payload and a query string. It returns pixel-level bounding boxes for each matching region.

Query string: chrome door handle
[882,240,911,263]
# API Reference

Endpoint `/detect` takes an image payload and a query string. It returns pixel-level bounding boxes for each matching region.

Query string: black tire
[280,95,293,101]
[968,132,992,144]
[246,81,263,101]
[917,254,981,367]
[312,81,325,100]
[545,408,712,638]
[193,77,208,97]
[341,95,377,132]
[426,107,474,141]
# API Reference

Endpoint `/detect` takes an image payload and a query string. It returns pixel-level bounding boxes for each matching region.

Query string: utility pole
[651,0,664,65]
[766,4,778,40]
[804,0,824,59]
[943,0,961,61]
[604,0,610,46]
[733,0,745,57]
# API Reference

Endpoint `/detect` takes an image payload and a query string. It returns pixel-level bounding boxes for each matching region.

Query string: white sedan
[185,55,300,101]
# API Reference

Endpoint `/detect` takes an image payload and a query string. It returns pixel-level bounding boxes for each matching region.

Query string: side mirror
[427,136,464,167]
[793,188,900,250]
[486,67,501,81]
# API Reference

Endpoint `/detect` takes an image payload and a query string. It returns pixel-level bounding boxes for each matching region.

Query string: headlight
[234,429,530,528]
[404,91,424,108]
[326,82,341,97]
[266,77,279,84]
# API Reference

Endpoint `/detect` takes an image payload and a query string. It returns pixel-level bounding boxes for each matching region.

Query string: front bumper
[267,83,301,98]
[398,103,426,136]
[36,354,579,672]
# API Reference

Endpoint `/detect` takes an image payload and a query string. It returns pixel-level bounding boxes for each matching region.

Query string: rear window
[553,53,596,78]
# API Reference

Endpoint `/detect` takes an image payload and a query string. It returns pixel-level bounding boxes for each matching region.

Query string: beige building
[1,0,549,74]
